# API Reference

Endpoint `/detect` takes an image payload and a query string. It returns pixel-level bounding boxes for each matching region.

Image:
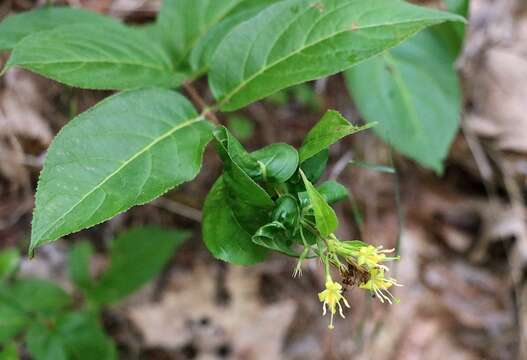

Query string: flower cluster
[298,237,402,329]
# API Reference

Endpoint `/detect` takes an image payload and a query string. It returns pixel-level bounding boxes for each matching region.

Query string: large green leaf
[203,177,268,265]
[345,28,461,172]
[30,88,213,253]
[0,6,116,52]
[209,0,464,111]
[4,22,183,90]
[300,171,338,237]
[26,312,115,360]
[88,227,189,305]
[299,110,373,162]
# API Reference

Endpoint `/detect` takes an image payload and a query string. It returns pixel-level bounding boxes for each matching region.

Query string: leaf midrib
[33,114,206,246]
[219,16,450,106]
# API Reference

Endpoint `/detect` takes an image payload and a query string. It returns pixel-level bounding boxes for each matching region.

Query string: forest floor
[1,0,526,359]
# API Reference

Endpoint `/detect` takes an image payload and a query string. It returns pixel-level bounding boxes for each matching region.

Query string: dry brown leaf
[128,264,296,359]
[464,2,527,154]
[0,69,53,145]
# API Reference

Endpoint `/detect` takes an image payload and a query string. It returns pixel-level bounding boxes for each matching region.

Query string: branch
[183,82,220,125]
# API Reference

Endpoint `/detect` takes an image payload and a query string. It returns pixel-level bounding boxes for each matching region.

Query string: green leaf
[445,0,469,41]
[30,88,213,253]
[213,127,260,177]
[271,195,300,229]
[252,221,299,256]
[252,143,299,183]
[0,249,20,281]
[27,312,115,360]
[445,0,469,14]
[298,180,348,206]
[0,342,18,360]
[0,279,70,315]
[68,242,94,292]
[435,0,469,57]
[203,177,268,265]
[88,227,189,305]
[0,278,71,343]
[230,0,284,13]
[188,1,282,72]
[26,324,67,360]
[316,181,349,204]
[299,170,338,237]
[209,0,465,111]
[299,110,373,162]
[213,127,274,233]
[226,115,255,141]
[5,22,184,90]
[0,6,116,52]
[0,302,28,344]
[190,7,263,73]
[157,0,252,70]
[300,149,328,183]
[345,28,461,172]
[222,156,275,233]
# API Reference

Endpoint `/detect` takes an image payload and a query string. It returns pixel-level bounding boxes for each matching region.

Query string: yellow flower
[356,245,396,270]
[360,268,401,304]
[318,278,350,329]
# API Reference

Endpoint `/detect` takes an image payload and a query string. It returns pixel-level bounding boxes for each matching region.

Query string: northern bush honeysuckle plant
[0,0,464,331]
[205,112,404,327]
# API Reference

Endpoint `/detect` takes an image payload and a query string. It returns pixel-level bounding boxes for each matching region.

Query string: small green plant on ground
[0,0,467,331]
[0,227,188,360]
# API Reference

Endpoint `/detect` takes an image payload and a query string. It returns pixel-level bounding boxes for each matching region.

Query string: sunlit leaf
[210,0,464,110]
[31,89,213,252]
[5,22,183,90]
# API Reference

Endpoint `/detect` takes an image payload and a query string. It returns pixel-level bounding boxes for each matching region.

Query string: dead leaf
[128,264,296,359]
